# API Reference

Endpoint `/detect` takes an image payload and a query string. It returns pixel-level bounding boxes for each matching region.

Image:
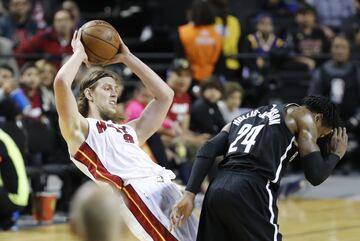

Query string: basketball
[80,20,121,65]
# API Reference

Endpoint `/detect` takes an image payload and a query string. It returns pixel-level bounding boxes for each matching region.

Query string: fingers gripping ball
[80,20,121,65]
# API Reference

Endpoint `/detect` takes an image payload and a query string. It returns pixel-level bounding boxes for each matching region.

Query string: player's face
[318,126,333,139]
[91,77,122,119]
[314,114,333,138]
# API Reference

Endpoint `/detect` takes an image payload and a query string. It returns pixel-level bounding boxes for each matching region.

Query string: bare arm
[54,30,88,153]
[290,107,320,156]
[108,41,174,145]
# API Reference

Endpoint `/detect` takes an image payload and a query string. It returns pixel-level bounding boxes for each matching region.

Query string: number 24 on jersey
[228,124,265,153]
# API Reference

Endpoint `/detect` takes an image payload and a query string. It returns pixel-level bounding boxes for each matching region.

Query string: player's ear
[314,113,323,127]
[84,88,93,101]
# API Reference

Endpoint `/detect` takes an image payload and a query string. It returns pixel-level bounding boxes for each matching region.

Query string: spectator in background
[0,37,19,77]
[0,64,22,121]
[35,59,56,115]
[211,0,241,81]
[166,59,210,144]
[242,14,283,75]
[289,5,330,70]
[308,36,359,125]
[165,59,210,183]
[190,77,225,136]
[31,0,61,29]
[19,62,43,119]
[70,182,125,241]
[342,0,360,59]
[125,84,152,122]
[0,128,29,230]
[0,64,35,121]
[309,0,355,35]
[17,9,74,69]
[217,82,246,123]
[308,36,360,169]
[0,0,38,49]
[125,83,171,168]
[62,0,86,28]
[176,0,222,84]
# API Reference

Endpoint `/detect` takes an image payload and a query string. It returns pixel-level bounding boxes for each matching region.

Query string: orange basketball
[80,20,121,65]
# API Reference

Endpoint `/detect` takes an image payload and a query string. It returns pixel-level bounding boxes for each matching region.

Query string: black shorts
[197,170,282,241]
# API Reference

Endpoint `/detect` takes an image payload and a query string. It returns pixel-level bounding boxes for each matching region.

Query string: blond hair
[77,68,122,117]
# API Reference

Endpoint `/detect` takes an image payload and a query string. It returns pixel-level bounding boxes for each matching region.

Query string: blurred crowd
[1,0,360,229]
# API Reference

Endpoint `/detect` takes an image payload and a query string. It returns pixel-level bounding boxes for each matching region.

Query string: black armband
[185,131,229,194]
[302,151,340,186]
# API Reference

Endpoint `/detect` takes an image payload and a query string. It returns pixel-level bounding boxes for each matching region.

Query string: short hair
[301,96,341,128]
[223,82,244,99]
[0,64,14,75]
[200,77,223,95]
[78,68,122,117]
[190,0,215,26]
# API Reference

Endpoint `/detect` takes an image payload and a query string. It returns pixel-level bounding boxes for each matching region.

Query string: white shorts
[119,176,198,241]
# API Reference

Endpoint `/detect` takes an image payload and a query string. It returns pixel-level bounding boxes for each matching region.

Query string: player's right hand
[330,127,348,159]
[170,191,195,231]
[71,29,89,67]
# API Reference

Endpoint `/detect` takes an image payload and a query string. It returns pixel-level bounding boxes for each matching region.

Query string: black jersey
[220,104,299,183]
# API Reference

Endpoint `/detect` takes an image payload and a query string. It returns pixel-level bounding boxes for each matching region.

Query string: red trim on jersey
[74,143,124,188]
[73,142,177,241]
[124,185,178,241]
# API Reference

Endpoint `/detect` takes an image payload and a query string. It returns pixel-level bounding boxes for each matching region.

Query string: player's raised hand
[71,29,89,67]
[170,191,195,231]
[330,127,348,159]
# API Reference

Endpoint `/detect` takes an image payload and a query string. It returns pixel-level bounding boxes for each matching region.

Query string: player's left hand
[170,191,195,231]
[105,35,131,65]
[330,127,348,159]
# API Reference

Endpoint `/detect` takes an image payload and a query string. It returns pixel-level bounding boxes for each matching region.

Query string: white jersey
[71,118,197,241]
[71,118,175,184]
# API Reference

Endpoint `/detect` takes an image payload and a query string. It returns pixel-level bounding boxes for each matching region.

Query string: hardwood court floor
[1,198,360,241]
